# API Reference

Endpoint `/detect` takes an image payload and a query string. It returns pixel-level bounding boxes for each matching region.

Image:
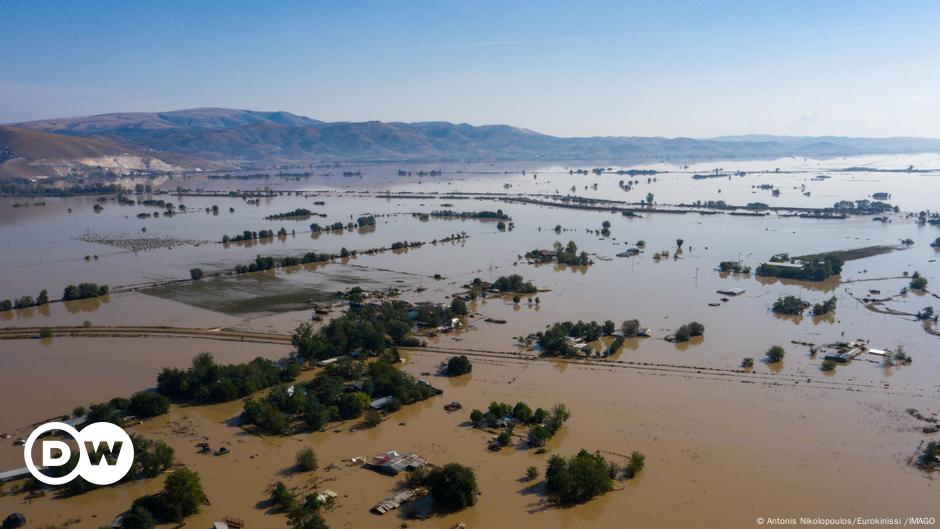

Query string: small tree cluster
[545,450,616,504]
[445,355,472,376]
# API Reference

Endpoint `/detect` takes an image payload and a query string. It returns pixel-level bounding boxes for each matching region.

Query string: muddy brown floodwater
[0,154,938,528]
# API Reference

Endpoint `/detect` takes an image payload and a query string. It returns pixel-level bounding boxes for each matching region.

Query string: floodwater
[0,154,938,528]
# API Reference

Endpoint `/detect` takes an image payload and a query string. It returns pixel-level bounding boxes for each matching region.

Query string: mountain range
[3,108,940,179]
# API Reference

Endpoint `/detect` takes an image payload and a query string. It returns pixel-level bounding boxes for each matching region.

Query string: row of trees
[429,209,510,220]
[222,229,279,243]
[265,208,313,220]
[1,288,49,311]
[157,352,297,405]
[490,274,537,293]
[233,251,334,274]
[5,284,111,309]
[63,282,109,300]
[672,321,705,343]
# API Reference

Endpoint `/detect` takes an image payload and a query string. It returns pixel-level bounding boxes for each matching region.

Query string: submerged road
[0,325,930,396]
[0,325,293,345]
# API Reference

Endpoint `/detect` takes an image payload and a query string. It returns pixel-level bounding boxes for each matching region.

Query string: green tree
[121,506,157,529]
[363,408,383,427]
[624,451,646,478]
[545,450,614,504]
[621,319,641,337]
[445,355,472,376]
[526,466,539,480]
[133,436,175,478]
[337,392,370,420]
[270,481,298,512]
[129,391,170,418]
[772,295,809,315]
[427,463,479,511]
[296,446,318,472]
[161,469,206,521]
[766,345,786,363]
[450,297,468,316]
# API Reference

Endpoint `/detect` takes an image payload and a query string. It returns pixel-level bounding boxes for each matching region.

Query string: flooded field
[1,154,938,528]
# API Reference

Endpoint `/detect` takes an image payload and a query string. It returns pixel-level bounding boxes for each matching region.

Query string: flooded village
[0,154,938,529]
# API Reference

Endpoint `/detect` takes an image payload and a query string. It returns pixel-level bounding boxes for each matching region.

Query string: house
[0,467,36,483]
[370,396,396,410]
[317,355,348,367]
[616,248,640,257]
[371,489,421,514]
[760,260,806,271]
[716,288,745,296]
[315,489,338,504]
[364,451,428,475]
[440,317,461,331]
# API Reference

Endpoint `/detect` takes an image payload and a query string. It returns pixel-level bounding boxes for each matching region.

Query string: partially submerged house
[440,317,461,331]
[371,488,424,514]
[823,341,868,363]
[370,396,396,410]
[716,288,745,296]
[364,451,428,475]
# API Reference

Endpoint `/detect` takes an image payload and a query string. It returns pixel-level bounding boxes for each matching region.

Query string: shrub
[363,408,383,427]
[766,345,786,363]
[812,296,837,316]
[296,447,318,472]
[269,481,297,512]
[624,451,645,478]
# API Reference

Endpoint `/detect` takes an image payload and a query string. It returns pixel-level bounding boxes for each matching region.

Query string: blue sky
[2,0,939,137]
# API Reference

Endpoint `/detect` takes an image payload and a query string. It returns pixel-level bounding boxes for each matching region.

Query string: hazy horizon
[3,0,940,138]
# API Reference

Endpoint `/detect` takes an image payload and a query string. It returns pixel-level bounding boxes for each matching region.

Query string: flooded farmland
[1,155,938,529]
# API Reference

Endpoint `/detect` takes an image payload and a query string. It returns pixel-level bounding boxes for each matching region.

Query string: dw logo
[24,422,134,486]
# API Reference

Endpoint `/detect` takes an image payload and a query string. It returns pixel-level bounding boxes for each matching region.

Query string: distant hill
[11,108,940,164]
[0,125,219,179]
